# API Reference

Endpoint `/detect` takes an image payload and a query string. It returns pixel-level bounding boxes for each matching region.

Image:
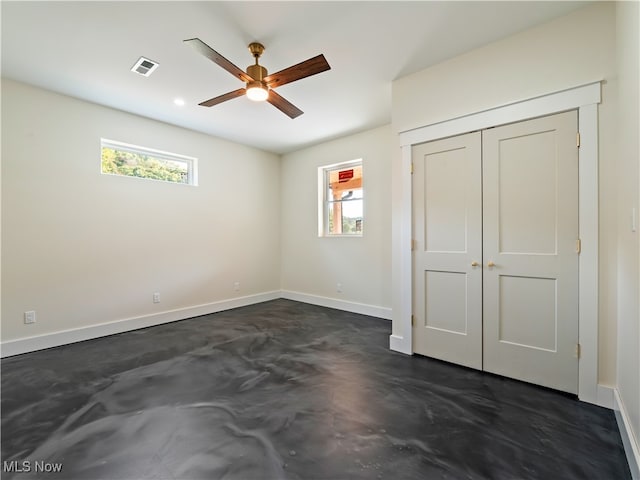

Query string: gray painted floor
[1,299,631,479]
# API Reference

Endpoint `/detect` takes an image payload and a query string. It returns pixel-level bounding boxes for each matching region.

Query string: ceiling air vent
[131,56,159,77]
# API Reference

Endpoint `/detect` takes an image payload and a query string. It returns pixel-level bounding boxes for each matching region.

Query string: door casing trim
[391,81,601,405]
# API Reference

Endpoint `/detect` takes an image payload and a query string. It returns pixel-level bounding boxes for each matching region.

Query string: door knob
[471,261,479,267]
[487,261,496,267]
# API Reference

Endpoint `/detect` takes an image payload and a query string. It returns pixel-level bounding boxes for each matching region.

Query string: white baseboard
[389,334,412,355]
[0,291,280,358]
[596,384,615,409]
[280,290,392,320]
[614,388,640,479]
[1,291,390,358]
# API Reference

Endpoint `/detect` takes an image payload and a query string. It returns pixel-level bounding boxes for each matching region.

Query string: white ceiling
[1,1,588,154]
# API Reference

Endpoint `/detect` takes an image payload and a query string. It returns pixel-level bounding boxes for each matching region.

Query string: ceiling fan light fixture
[246,81,269,102]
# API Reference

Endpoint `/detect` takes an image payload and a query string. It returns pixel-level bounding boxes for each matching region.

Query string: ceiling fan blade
[267,90,303,118]
[264,54,330,88]
[198,88,246,107]
[184,38,254,83]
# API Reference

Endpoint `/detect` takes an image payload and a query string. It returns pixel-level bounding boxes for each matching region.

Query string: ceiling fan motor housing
[247,42,267,86]
[247,64,268,83]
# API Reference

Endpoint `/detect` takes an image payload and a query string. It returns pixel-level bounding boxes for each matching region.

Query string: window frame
[318,159,363,237]
[100,138,198,186]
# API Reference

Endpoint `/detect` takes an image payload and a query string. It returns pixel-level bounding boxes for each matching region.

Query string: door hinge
[575,239,581,254]
[575,343,581,359]
[577,132,581,148]
[410,163,414,174]
[411,239,416,251]
[411,314,415,327]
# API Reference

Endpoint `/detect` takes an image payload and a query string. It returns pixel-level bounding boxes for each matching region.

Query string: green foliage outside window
[101,146,189,184]
[328,209,363,234]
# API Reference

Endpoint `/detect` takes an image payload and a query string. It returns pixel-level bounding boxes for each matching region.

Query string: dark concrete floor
[1,299,631,480]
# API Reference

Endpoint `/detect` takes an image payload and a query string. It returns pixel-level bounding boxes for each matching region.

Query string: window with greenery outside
[101,140,195,185]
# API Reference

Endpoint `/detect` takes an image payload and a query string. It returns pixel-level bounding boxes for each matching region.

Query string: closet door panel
[482,111,579,394]
[412,132,482,369]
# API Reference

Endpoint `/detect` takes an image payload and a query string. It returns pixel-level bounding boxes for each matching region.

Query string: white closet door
[412,132,482,369]
[482,111,579,394]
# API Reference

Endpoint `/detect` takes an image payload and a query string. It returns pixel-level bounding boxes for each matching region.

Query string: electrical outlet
[233,282,240,292]
[24,311,36,324]
[337,282,343,293]
[153,292,160,303]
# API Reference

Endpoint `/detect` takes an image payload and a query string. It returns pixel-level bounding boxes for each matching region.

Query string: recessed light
[174,98,185,106]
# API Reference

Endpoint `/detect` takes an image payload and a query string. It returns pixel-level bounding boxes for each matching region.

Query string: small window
[101,139,197,185]
[319,160,363,236]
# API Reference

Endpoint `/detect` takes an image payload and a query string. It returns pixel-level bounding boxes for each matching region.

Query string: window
[319,160,363,236]
[101,139,197,185]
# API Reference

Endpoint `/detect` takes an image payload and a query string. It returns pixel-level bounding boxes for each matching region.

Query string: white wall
[391,2,618,386]
[1,79,281,344]
[615,0,640,472]
[392,2,616,134]
[1,80,394,354]
[280,125,392,317]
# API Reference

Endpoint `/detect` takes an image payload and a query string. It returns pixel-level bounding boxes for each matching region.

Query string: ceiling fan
[184,38,331,119]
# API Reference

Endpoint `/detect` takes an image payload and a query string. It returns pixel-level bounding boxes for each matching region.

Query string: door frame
[390,81,601,405]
